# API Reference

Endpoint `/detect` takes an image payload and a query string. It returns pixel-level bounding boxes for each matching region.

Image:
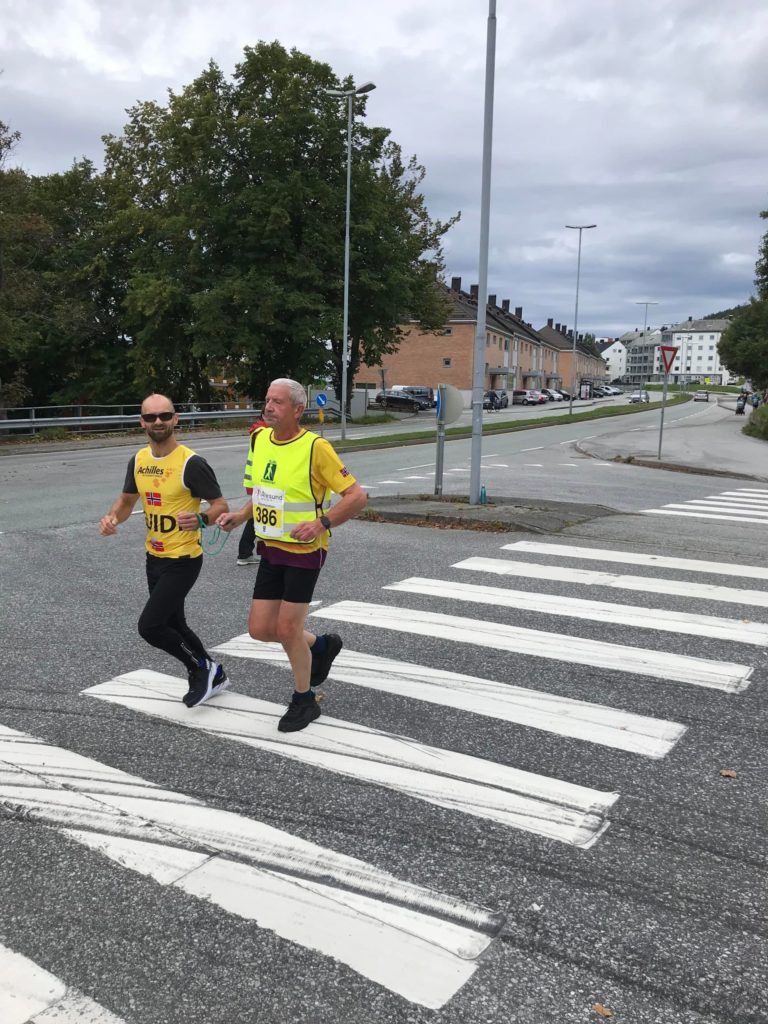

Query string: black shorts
[252,558,321,604]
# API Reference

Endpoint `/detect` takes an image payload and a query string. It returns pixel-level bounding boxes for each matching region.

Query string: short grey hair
[270,378,306,406]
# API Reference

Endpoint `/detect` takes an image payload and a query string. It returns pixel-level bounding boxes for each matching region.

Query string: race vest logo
[144,513,177,533]
[145,492,162,506]
[138,466,164,476]
[262,459,278,483]
[149,539,165,552]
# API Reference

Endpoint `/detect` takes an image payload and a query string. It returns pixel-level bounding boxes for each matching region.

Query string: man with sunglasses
[98,394,230,708]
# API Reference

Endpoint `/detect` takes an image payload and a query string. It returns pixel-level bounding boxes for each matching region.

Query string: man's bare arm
[98,493,139,536]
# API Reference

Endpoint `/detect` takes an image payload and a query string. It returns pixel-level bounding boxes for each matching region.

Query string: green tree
[103,42,454,405]
[718,208,768,388]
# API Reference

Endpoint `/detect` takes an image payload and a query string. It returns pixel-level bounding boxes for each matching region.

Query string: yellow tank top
[134,444,202,558]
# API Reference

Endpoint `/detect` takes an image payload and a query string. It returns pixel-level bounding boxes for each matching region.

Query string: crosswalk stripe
[642,509,768,524]
[82,671,618,849]
[0,944,126,1024]
[458,556,768,612]
[675,497,768,510]
[659,503,768,517]
[720,490,768,498]
[384,576,768,646]
[310,602,752,692]
[0,724,501,1009]
[213,637,684,758]
[500,541,768,580]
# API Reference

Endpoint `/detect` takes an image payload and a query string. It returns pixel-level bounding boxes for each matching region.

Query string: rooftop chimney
[560,324,568,335]
[515,306,523,318]
[688,315,693,321]
[501,299,510,312]
[450,276,461,292]
[470,284,479,301]
[547,318,554,328]
[555,323,561,332]
[488,294,496,306]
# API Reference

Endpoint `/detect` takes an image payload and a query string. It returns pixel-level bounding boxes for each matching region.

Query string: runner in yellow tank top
[217,378,368,732]
[98,393,230,708]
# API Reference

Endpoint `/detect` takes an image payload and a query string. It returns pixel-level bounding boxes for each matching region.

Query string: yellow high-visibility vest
[248,429,330,545]
[134,444,202,557]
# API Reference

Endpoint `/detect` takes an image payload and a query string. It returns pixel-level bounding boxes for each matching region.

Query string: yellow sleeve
[311,438,357,496]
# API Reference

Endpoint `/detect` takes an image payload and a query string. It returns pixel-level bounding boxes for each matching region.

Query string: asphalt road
[1,404,767,1024]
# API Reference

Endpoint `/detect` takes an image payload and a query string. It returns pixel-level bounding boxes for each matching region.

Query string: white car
[540,388,564,401]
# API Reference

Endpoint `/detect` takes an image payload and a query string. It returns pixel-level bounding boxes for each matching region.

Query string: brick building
[536,320,609,392]
[355,279,566,401]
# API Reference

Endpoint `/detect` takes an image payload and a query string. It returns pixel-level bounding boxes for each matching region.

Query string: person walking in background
[237,416,266,566]
[217,378,367,733]
[98,393,230,709]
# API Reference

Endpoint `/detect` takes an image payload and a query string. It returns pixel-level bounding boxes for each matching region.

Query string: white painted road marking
[0,724,501,1008]
[310,602,752,692]
[458,555,768,613]
[214,637,684,758]
[501,541,768,581]
[0,944,127,1024]
[642,509,768,525]
[386,577,768,646]
[84,671,618,848]
[659,503,768,517]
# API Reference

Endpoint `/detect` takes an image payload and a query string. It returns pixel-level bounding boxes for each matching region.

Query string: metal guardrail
[0,408,262,433]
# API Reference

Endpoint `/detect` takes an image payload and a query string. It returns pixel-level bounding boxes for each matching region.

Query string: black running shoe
[210,663,230,699]
[277,694,321,733]
[184,660,217,708]
[310,633,343,687]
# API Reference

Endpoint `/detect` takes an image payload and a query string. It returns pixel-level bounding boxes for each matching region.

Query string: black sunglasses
[141,411,175,423]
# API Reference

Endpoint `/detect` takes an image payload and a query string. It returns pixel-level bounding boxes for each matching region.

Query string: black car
[483,390,509,410]
[373,390,420,412]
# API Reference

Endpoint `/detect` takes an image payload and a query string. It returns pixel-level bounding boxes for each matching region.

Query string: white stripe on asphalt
[658,503,768,517]
[720,490,768,497]
[457,556,768,612]
[213,638,683,758]
[684,495,768,507]
[0,944,127,1024]
[0,725,500,1009]
[500,541,768,580]
[642,509,768,524]
[83,672,617,849]
[310,603,751,692]
[385,577,768,646]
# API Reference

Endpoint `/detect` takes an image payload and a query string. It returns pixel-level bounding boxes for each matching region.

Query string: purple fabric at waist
[256,540,327,570]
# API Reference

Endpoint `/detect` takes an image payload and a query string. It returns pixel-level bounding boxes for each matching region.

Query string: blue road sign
[435,390,441,418]
[316,393,328,408]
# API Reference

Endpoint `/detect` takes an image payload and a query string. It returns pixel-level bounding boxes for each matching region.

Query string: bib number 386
[252,485,285,538]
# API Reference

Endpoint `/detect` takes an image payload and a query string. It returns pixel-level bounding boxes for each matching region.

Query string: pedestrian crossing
[3,534,766,1016]
[641,485,768,524]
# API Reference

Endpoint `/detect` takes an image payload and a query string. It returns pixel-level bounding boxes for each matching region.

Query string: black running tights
[138,554,209,671]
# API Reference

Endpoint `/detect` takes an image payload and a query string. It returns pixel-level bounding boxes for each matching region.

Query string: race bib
[252,485,285,538]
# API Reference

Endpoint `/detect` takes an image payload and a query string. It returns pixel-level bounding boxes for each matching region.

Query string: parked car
[540,388,564,401]
[373,389,420,412]
[693,390,709,402]
[629,390,650,403]
[483,390,509,410]
[554,388,571,400]
[592,386,612,397]
[391,385,435,409]
[602,385,623,395]
[512,389,542,405]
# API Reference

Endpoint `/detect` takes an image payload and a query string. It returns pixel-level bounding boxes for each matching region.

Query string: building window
[442,357,452,367]
[443,328,453,336]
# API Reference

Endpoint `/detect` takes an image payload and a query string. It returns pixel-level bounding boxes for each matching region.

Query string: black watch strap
[320,514,332,530]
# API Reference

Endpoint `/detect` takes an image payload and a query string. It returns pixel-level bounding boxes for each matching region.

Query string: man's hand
[289,519,325,542]
[176,511,202,531]
[98,514,119,536]
[216,511,245,533]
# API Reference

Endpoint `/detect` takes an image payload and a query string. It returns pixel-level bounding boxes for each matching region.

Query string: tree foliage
[718,208,768,389]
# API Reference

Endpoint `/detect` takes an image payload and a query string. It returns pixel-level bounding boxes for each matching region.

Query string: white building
[657,318,732,384]
[597,339,627,381]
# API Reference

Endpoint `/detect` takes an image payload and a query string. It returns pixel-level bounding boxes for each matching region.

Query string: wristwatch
[320,514,332,530]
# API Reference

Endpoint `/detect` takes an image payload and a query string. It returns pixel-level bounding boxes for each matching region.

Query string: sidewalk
[576,396,768,482]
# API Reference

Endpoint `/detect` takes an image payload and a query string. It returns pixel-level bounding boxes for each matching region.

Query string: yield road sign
[660,346,678,374]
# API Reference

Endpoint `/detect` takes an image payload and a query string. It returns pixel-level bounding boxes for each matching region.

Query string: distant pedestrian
[98,394,230,708]
[487,389,499,412]
[752,393,760,409]
[237,416,267,565]
[217,378,367,733]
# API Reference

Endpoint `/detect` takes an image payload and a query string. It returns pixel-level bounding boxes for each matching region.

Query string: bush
[743,404,768,440]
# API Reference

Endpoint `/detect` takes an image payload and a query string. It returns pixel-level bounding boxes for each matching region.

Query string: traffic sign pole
[657,346,678,460]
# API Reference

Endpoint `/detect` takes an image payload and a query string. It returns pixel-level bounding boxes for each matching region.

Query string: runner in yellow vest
[98,393,230,708]
[217,378,367,732]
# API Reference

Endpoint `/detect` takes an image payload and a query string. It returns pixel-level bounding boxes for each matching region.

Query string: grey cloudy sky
[3,0,767,335]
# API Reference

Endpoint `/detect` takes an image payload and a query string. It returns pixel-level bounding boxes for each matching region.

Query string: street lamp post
[565,224,596,415]
[635,300,658,388]
[324,81,376,441]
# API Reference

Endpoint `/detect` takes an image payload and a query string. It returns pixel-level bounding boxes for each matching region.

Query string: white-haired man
[217,378,367,732]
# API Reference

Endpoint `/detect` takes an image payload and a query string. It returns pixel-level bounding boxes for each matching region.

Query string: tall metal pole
[565,224,596,415]
[469,0,497,505]
[340,94,353,442]
[635,300,658,389]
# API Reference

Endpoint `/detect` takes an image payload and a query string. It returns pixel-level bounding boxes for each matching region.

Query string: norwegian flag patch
[145,492,162,506]
[340,466,350,477]
[149,539,165,552]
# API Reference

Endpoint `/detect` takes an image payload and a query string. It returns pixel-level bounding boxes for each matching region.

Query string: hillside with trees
[718,210,768,389]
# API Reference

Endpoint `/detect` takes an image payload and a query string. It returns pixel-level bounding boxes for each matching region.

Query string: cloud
[2,0,766,333]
